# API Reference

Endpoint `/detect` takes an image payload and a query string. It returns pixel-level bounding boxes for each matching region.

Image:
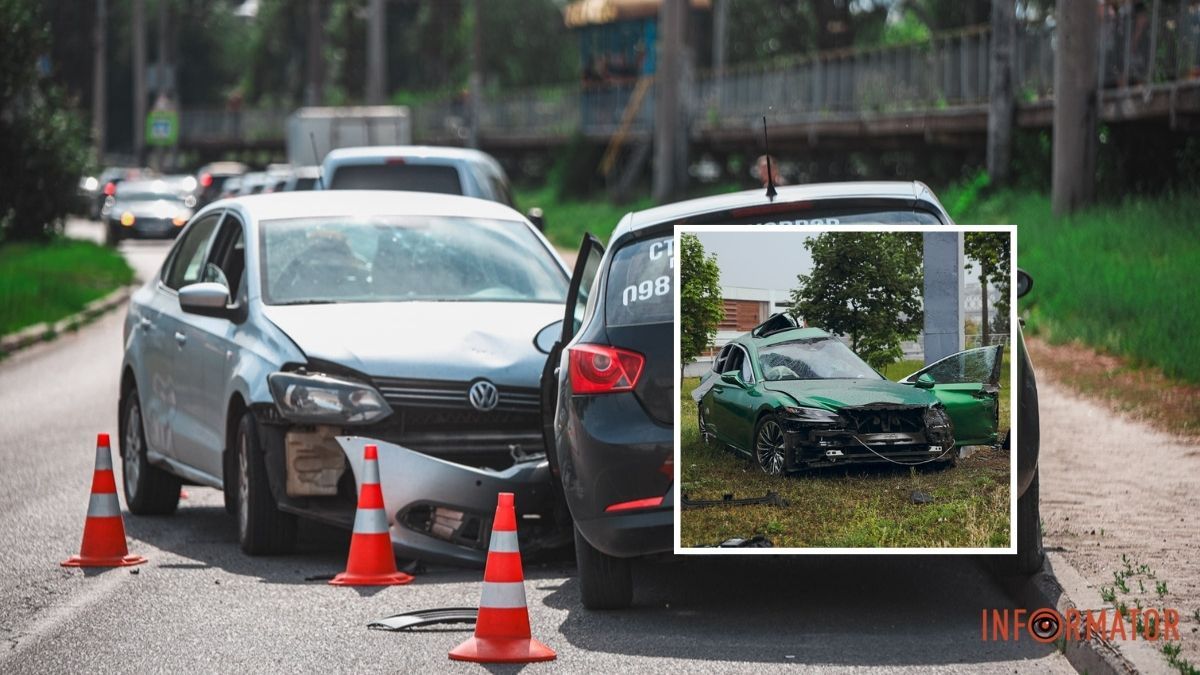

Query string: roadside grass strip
[0,239,133,336]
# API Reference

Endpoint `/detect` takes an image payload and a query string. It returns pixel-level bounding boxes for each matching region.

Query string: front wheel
[1007,469,1045,576]
[754,415,787,476]
[235,413,296,555]
[121,388,181,515]
[574,526,632,610]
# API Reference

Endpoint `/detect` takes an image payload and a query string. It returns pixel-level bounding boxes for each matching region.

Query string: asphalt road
[0,221,1073,673]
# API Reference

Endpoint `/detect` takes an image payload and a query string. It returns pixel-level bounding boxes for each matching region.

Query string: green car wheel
[754,415,786,476]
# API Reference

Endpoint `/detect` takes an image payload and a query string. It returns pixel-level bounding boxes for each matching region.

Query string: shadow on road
[542,555,1058,668]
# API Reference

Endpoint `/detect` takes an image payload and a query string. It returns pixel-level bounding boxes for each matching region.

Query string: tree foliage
[965,231,1011,343]
[0,0,91,243]
[789,232,923,369]
[679,233,723,367]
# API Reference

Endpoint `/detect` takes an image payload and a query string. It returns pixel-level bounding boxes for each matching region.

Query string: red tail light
[605,496,663,512]
[568,344,644,394]
[199,172,213,188]
[103,181,116,196]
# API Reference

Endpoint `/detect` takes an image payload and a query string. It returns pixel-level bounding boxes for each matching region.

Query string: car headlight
[267,372,392,425]
[923,405,954,447]
[782,406,843,424]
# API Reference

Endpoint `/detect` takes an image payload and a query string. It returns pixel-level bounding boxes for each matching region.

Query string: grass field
[950,189,1200,385]
[679,376,1011,549]
[0,239,133,336]
[514,185,653,249]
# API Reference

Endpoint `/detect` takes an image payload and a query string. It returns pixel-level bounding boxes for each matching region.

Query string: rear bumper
[557,393,673,558]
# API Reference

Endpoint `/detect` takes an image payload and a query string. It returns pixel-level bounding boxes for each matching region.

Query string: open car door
[900,344,1005,447]
[540,234,605,477]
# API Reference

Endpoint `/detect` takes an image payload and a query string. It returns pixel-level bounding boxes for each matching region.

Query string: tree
[0,0,90,242]
[789,232,923,370]
[679,233,723,370]
[965,231,1011,345]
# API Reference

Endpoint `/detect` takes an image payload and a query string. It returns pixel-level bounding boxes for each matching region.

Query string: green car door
[707,344,762,451]
[901,344,1004,447]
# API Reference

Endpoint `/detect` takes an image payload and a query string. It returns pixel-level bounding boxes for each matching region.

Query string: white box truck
[286,106,412,166]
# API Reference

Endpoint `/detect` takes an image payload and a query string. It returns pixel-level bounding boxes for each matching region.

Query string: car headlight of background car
[267,372,392,425]
[782,406,843,425]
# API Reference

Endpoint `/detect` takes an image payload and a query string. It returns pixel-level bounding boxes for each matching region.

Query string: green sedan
[692,315,1003,476]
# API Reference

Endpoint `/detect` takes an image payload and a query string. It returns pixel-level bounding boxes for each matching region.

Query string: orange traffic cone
[61,434,147,568]
[330,444,413,586]
[449,492,556,664]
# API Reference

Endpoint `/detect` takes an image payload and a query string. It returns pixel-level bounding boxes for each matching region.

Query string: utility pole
[153,0,168,171]
[132,0,146,165]
[366,0,386,105]
[986,0,1014,184]
[305,0,324,106]
[653,0,687,203]
[1052,0,1098,215]
[712,0,726,114]
[468,0,482,148]
[92,0,107,162]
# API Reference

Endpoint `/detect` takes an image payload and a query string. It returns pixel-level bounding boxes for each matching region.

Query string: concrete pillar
[922,231,964,365]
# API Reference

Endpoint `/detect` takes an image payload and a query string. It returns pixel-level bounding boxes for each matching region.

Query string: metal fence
[177,5,1200,148]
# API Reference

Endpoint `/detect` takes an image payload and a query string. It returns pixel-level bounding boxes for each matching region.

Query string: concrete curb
[0,285,133,357]
[1005,552,1148,674]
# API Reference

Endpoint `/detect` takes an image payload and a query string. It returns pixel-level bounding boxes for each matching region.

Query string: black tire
[235,413,296,555]
[121,388,181,515]
[222,444,238,517]
[1007,469,1045,576]
[105,220,121,247]
[753,414,787,476]
[574,525,632,610]
[698,407,713,447]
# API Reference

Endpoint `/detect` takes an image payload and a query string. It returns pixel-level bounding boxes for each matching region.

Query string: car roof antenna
[762,116,778,201]
[310,132,326,190]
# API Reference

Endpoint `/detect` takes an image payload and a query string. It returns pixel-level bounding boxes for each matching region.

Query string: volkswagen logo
[468,380,499,412]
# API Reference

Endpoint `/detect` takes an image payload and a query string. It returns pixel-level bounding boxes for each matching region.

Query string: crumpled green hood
[761,378,936,411]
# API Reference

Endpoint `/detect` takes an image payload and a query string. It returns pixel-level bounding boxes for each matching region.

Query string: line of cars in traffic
[110,145,1043,611]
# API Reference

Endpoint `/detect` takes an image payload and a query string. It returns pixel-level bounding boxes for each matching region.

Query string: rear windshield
[700,203,944,225]
[328,163,463,194]
[605,234,674,327]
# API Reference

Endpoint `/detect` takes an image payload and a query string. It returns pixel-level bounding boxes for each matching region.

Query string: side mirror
[533,319,562,355]
[720,371,744,387]
[527,207,545,232]
[914,373,936,389]
[179,282,232,318]
[1017,268,1034,299]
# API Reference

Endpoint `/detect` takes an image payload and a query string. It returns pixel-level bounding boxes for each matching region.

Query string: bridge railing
[177,5,1200,148]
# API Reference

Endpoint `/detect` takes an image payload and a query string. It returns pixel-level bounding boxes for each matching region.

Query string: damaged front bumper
[779,404,954,470]
[336,436,562,567]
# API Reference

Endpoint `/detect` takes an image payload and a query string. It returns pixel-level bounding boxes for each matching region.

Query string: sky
[692,231,815,292]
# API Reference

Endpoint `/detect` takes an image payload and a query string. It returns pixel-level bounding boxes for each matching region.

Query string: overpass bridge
[177,18,1200,158]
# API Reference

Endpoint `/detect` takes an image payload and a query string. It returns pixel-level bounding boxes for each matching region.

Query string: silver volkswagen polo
[118,191,568,560]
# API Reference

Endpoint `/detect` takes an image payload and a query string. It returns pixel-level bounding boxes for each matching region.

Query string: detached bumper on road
[336,436,558,567]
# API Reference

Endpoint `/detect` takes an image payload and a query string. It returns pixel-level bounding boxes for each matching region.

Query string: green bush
[0,0,91,243]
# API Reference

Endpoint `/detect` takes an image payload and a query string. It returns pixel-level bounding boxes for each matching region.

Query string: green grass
[515,185,652,249]
[949,189,1200,384]
[0,239,134,336]
[680,377,1011,548]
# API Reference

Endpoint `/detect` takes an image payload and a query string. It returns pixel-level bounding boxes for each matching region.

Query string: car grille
[372,376,540,413]
[368,377,543,465]
[840,407,925,435]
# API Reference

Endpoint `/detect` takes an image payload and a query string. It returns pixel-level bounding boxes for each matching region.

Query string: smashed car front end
[778,403,955,470]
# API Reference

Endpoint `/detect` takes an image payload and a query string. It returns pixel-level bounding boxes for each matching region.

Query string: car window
[713,344,731,372]
[698,202,944,225]
[916,345,1003,385]
[206,214,246,298]
[259,215,566,305]
[164,213,222,290]
[740,350,754,383]
[604,234,674,327]
[758,337,882,381]
[328,163,463,194]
